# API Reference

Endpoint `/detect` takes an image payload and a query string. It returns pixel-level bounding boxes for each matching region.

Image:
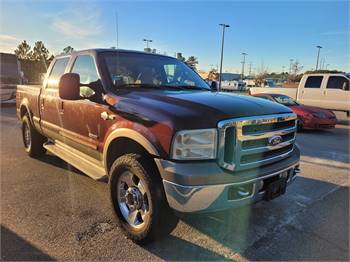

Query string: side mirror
[58,73,80,100]
[210,81,218,91]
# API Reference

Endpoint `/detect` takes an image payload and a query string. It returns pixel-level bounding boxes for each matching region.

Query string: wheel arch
[103,128,161,175]
[19,99,33,125]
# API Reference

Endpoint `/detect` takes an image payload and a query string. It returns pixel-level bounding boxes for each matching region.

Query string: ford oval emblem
[268,135,282,146]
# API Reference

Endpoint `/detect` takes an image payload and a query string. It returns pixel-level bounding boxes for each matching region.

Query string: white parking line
[301,155,349,169]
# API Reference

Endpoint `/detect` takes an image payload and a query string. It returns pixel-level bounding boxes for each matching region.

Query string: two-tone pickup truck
[17,49,300,244]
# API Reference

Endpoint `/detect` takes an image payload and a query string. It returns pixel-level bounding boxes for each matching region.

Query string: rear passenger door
[324,76,350,111]
[40,57,70,141]
[298,75,324,107]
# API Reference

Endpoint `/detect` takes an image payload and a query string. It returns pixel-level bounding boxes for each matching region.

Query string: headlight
[171,129,217,160]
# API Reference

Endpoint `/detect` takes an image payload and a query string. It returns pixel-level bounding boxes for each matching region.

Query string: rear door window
[47,57,69,89]
[304,76,323,88]
[327,76,350,90]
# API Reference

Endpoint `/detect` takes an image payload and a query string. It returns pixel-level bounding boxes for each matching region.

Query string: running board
[44,141,106,180]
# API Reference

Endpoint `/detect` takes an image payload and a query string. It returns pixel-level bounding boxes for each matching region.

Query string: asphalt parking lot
[1,104,349,261]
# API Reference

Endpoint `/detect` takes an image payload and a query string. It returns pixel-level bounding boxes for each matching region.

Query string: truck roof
[55,48,175,59]
[303,73,347,77]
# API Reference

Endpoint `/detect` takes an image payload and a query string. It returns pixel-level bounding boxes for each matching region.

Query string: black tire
[22,114,46,157]
[109,153,178,244]
[297,120,303,132]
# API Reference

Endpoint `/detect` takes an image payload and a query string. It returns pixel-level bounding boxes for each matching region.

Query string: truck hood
[290,105,336,117]
[113,90,293,130]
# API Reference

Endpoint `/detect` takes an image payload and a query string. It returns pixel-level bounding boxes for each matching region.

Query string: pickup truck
[249,73,350,115]
[16,49,300,244]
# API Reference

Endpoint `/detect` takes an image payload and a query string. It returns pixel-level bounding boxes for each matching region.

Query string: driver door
[60,54,113,161]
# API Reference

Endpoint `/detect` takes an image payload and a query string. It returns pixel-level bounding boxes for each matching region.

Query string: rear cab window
[47,57,70,89]
[304,76,323,88]
[326,76,350,90]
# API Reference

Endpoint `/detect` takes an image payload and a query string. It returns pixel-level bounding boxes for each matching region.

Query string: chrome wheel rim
[117,171,150,229]
[23,123,31,149]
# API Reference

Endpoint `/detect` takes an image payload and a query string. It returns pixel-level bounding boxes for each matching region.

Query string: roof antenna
[115,11,119,49]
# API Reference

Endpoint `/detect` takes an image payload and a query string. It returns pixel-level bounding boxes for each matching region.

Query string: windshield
[273,94,298,106]
[103,52,210,90]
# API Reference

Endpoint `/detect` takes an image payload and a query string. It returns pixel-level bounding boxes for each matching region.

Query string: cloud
[51,6,103,38]
[0,34,20,53]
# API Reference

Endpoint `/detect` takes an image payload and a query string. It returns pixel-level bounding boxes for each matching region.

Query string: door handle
[323,90,326,95]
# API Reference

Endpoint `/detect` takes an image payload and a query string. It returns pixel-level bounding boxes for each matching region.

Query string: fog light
[228,183,254,200]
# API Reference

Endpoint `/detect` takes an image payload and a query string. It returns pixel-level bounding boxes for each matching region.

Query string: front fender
[102,128,161,173]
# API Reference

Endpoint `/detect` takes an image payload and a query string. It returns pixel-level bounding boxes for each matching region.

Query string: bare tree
[288,60,303,82]
[254,62,269,86]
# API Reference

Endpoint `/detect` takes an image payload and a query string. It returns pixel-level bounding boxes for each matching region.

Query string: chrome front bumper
[162,164,300,213]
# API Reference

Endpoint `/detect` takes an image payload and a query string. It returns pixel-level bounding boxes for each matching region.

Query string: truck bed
[16,85,41,120]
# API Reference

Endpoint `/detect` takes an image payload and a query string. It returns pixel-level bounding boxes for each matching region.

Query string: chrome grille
[217,113,297,171]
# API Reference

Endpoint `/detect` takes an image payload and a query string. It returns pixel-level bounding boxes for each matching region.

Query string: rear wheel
[109,153,178,244]
[22,114,46,157]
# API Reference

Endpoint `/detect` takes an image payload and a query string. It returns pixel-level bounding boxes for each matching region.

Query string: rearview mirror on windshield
[342,81,349,91]
[210,81,218,91]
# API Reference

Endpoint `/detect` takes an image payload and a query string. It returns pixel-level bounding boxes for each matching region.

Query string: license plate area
[263,172,288,201]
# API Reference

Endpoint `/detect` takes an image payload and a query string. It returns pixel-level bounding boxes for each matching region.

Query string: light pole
[240,52,247,80]
[143,39,153,49]
[248,62,253,76]
[315,45,322,70]
[218,23,230,91]
[326,63,330,70]
[289,59,294,74]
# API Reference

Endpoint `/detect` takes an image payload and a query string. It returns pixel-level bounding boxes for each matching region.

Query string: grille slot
[242,132,295,150]
[218,113,297,171]
[242,120,295,135]
[241,144,293,164]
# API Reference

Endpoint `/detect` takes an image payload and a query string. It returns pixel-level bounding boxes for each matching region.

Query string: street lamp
[143,39,153,49]
[241,52,247,80]
[218,23,230,91]
[315,45,322,70]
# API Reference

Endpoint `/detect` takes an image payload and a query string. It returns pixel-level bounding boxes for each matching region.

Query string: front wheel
[109,154,178,244]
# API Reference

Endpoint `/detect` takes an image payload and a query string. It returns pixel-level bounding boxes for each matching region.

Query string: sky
[0,0,349,73]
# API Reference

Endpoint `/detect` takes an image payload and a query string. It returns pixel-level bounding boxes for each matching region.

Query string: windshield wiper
[117,83,208,91]
[172,85,209,91]
[117,83,187,90]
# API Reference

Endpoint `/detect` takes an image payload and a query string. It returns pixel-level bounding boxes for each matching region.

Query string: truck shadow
[37,154,87,178]
[1,225,54,261]
[145,235,230,260]
[144,177,348,261]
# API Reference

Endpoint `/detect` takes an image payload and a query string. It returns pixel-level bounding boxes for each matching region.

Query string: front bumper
[302,117,337,129]
[156,147,300,213]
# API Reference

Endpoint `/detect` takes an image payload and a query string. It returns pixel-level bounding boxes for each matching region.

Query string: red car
[252,93,337,130]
